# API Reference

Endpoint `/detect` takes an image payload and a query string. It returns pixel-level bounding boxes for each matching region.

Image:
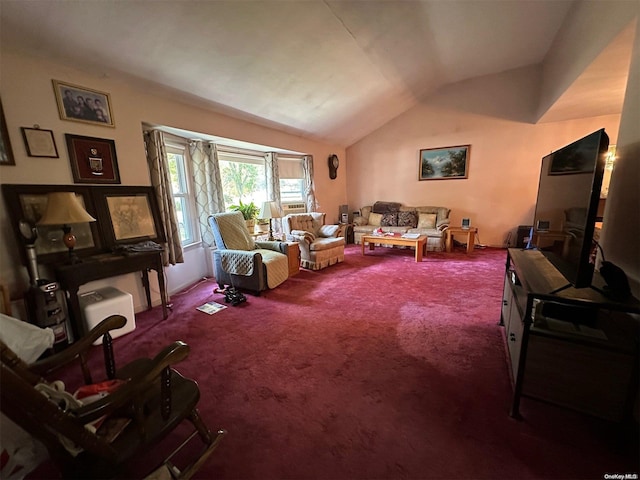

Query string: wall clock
[328,154,339,179]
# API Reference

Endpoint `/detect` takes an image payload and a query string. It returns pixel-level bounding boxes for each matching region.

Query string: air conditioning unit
[282,202,306,214]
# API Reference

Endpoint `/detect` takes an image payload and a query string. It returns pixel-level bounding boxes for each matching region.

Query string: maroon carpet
[30,245,638,479]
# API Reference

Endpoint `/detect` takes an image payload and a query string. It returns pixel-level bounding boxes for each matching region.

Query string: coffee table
[361,234,428,262]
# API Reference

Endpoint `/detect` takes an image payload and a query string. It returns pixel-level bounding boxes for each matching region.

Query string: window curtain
[190,141,225,247]
[144,130,184,266]
[264,152,282,234]
[303,155,317,212]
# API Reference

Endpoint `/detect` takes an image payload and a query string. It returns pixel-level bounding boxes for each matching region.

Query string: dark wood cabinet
[501,248,639,422]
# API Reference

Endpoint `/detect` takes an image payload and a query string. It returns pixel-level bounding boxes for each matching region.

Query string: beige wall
[0,50,346,312]
[600,18,640,296]
[537,1,639,120]
[346,65,620,247]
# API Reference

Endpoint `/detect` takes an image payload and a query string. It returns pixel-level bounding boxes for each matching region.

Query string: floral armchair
[208,212,289,294]
[282,212,345,270]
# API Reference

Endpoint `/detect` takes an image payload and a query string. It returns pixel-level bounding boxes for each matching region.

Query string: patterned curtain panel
[264,152,283,235]
[144,130,184,266]
[190,141,225,247]
[303,155,317,212]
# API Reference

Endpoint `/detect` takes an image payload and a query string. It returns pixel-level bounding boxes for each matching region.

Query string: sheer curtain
[191,141,225,247]
[302,155,317,212]
[264,152,282,235]
[144,130,183,266]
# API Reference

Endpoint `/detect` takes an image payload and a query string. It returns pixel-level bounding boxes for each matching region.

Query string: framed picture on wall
[52,80,115,127]
[419,145,470,181]
[65,134,121,184]
[0,99,15,166]
[92,186,165,247]
[21,127,59,158]
[1,184,102,265]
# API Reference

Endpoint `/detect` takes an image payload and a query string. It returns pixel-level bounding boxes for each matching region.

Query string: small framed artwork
[52,80,115,127]
[461,218,471,229]
[419,145,470,181]
[65,134,120,184]
[93,186,165,247]
[536,220,550,232]
[0,99,15,166]
[21,127,59,158]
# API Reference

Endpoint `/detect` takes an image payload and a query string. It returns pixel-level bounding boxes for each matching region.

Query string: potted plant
[256,217,270,233]
[230,200,259,231]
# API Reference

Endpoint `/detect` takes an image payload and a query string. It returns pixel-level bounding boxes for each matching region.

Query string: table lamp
[259,201,281,241]
[37,192,96,264]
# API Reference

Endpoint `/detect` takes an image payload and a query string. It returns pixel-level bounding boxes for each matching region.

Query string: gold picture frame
[52,80,115,127]
[419,145,470,181]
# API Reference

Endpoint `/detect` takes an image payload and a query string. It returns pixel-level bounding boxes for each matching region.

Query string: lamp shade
[37,192,96,225]
[259,201,280,220]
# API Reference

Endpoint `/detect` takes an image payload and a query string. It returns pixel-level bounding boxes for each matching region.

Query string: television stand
[501,248,639,422]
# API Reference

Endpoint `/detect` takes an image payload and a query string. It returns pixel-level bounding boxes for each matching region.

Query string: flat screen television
[531,128,609,289]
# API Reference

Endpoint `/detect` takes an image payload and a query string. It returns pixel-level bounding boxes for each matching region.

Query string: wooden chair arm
[30,315,127,379]
[72,341,191,423]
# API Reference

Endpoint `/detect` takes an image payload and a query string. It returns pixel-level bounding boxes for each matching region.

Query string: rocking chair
[0,315,225,479]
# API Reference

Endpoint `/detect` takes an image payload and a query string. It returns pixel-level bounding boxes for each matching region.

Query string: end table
[446,227,478,254]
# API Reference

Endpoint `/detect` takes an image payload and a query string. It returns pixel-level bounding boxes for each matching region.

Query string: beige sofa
[283,212,345,270]
[353,202,451,251]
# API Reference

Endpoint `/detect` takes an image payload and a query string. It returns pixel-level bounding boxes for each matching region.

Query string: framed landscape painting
[419,145,470,181]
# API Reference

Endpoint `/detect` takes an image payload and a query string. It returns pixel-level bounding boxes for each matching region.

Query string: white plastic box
[78,287,135,345]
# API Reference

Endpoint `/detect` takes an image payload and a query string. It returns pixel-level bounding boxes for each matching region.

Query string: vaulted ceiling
[0,1,633,147]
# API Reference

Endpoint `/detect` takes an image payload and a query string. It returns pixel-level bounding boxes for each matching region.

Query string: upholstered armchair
[208,212,290,294]
[282,212,345,270]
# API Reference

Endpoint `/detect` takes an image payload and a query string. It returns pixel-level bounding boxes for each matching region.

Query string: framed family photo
[65,134,120,184]
[52,80,115,127]
[419,145,470,181]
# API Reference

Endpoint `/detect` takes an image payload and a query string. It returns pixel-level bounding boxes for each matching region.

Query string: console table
[54,251,168,340]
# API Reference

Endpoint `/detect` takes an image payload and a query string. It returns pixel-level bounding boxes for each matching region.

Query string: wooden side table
[445,227,478,254]
[285,242,300,277]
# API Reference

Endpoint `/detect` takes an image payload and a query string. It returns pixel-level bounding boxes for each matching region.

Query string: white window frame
[165,142,199,246]
[278,156,305,204]
[217,148,268,210]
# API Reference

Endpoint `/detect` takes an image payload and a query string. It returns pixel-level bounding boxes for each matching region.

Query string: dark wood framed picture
[0,99,15,166]
[21,127,59,158]
[1,184,103,265]
[92,186,165,247]
[65,134,120,184]
[52,80,115,127]
[419,145,470,180]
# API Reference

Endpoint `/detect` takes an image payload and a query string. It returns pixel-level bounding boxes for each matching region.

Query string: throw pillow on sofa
[397,211,418,228]
[417,213,437,229]
[381,212,398,226]
[368,212,382,226]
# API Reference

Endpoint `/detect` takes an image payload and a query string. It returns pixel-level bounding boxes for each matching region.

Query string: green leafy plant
[230,200,259,220]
